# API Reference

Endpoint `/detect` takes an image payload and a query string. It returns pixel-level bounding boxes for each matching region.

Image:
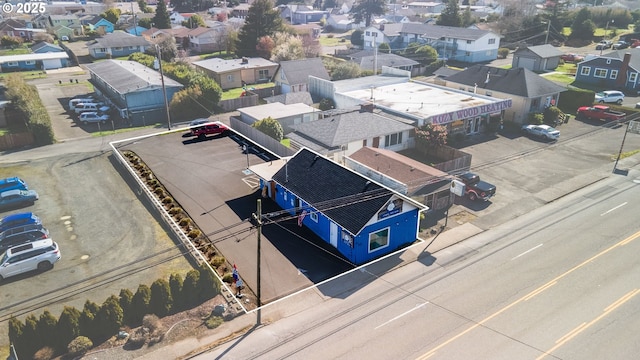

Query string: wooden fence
[0,132,34,151]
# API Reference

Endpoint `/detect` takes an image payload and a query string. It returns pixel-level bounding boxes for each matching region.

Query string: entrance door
[473,117,480,133]
[329,222,338,248]
[372,137,380,148]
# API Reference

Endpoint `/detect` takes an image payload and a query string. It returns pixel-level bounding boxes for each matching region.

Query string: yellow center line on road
[415,229,640,360]
[536,289,640,360]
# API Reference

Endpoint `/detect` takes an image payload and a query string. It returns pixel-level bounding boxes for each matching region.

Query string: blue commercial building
[251,148,427,265]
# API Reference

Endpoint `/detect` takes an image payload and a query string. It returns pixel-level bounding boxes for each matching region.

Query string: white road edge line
[375,302,428,330]
[600,202,627,216]
[512,244,543,261]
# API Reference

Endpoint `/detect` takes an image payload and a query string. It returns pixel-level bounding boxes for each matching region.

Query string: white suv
[595,90,624,104]
[0,239,60,281]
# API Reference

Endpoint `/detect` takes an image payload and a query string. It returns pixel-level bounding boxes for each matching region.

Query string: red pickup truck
[576,105,625,121]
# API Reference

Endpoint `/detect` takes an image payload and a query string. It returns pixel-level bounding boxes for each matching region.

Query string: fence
[230,117,295,158]
[0,132,34,151]
[218,94,258,112]
[414,143,472,174]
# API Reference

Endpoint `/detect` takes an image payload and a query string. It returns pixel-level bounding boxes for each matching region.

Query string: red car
[560,53,585,62]
[190,123,228,139]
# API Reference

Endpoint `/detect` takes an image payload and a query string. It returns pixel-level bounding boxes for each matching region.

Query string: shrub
[56,306,82,352]
[543,106,562,125]
[67,336,93,357]
[154,188,165,196]
[198,264,221,300]
[162,196,173,204]
[222,272,234,283]
[210,255,225,267]
[204,316,224,329]
[319,98,335,111]
[33,346,55,360]
[169,207,182,215]
[498,48,509,59]
[188,229,201,239]
[179,218,191,227]
[149,279,173,317]
[350,29,363,46]
[528,112,544,125]
[147,179,158,187]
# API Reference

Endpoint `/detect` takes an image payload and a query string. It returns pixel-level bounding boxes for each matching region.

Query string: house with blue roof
[88,17,115,34]
[250,148,426,265]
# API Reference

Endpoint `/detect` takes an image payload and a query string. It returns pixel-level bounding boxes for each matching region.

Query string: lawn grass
[319,35,349,47]
[92,123,162,137]
[280,138,290,147]
[541,72,575,85]
[220,82,275,100]
[612,149,640,161]
[199,51,235,60]
[0,71,46,80]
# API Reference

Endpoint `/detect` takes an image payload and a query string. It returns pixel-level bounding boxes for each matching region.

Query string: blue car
[0,212,41,233]
[0,177,28,193]
[0,189,39,210]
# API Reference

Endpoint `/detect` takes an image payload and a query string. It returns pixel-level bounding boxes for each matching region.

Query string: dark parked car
[0,189,39,210]
[613,41,629,49]
[0,212,41,233]
[0,224,49,252]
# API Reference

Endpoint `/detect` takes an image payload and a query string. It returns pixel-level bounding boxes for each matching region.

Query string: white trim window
[580,66,591,76]
[227,74,234,82]
[610,70,618,79]
[24,60,35,65]
[384,132,403,147]
[309,211,318,222]
[594,68,607,78]
[6,62,18,66]
[369,227,390,252]
[630,73,638,83]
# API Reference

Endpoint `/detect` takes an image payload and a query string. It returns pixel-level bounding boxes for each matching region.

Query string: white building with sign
[309,67,512,136]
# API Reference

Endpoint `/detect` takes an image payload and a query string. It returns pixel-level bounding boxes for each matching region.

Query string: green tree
[57,306,82,352]
[319,98,335,111]
[138,17,153,29]
[131,284,152,325]
[169,273,185,312]
[271,33,305,62]
[351,0,385,27]
[416,124,447,148]
[570,7,595,40]
[183,14,205,28]
[137,0,152,13]
[256,36,275,59]
[8,317,27,359]
[461,6,474,27]
[119,289,134,325]
[79,300,100,342]
[237,0,284,57]
[22,314,41,358]
[198,264,221,301]
[95,296,124,340]
[350,29,364,46]
[330,61,361,80]
[101,8,121,24]
[182,269,201,308]
[252,117,284,141]
[378,42,390,54]
[415,45,438,64]
[150,279,173,317]
[153,0,172,29]
[38,310,58,350]
[437,0,462,27]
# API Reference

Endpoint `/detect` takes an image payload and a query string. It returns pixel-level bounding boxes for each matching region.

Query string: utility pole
[251,199,262,325]
[544,21,551,45]
[154,44,172,130]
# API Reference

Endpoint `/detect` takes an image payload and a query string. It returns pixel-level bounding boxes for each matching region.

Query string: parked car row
[68,94,111,125]
[0,178,58,282]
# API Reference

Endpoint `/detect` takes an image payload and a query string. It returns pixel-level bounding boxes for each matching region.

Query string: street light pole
[154,44,172,130]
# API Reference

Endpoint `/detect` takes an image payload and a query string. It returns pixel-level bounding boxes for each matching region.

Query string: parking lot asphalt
[117,130,355,304]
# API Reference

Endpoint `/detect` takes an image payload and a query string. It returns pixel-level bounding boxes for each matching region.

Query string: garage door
[516,57,535,71]
[42,59,62,70]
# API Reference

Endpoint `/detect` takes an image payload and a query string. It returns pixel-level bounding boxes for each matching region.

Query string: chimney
[616,52,631,87]
[360,103,375,112]
[379,24,385,31]
[241,57,248,64]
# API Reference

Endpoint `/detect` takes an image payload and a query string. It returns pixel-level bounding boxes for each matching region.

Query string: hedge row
[4,73,55,146]
[8,265,220,359]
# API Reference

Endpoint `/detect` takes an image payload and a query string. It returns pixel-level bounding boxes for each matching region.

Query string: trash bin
[564,115,570,124]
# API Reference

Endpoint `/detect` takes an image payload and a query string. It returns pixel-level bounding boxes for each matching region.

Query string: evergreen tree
[351,0,385,27]
[182,269,201,308]
[79,300,100,342]
[198,264,221,301]
[95,296,124,340]
[570,7,595,40]
[101,8,121,25]
[22,314,41,358]
[119,289,134,325]
[236,0,284,57]
[437,0,462,27]
[150,279,173,317]
[183,14,205,28]
[153,0,172,29]
[169,273,184,312]
[38,310,59,350]
[57,306,82,353]
[8,317,26,359]
[131,284,152,325]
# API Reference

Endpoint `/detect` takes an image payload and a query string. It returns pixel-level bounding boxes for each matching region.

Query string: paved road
[195,165,640,359]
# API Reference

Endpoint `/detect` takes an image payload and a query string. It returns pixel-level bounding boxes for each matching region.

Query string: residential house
[126,25,147,36]
[0,52,69,71]
[287,108,416,163]
[0,18,45,41]
[232,3,251,19]
[188,26,224,53]
[250,147,426,265]
[347,50,420,75]
[405,1,446,13]
[291,10,329,25]
[87,31,151,59]
[141,27,170,41]
[170,12,196,24]
[31,42,69,68]
[363,23,501,63]
[193,57,278,90]
[374,14,411,24]
[575,49,640,94]
[274,58,330,94]
[47,14,81,30]
[326,14,354,32]
[346,146,454,211]
[277,4,312,22]
[512,44,563,72]
[51,25,76,40]
[85,60,183,125]
[264,91,314,106]
[88,17,115,34]
[444,65,567,124]
[238,102,320,133]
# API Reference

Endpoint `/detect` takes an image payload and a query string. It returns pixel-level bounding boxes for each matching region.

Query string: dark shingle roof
[31,42,63,52]
[515,44,563,58]
[444,65,566,97]
[290,110,415,149]
[354,53,419,71]
[87,31,150,49]
[278,58,330,85]
[272,148,392,235]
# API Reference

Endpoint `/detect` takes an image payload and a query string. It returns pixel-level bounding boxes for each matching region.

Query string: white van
[68,98,94,111]
[74,103,109,115]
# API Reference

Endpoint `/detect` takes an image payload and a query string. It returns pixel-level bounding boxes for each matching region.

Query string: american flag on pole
[297,210,308,227]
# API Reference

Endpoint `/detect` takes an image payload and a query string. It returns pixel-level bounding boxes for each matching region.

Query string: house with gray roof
[347,50,420,75]
[194,57,278,90]
[575,49,640,94]
[87,31,151,59]
[512,44,563,72]
[287,108,415,163]
[264,91,314,106]
[363,23,501,63]
[444,65,567,124]
[274,58,330,94]
[238,102,320,133]
[249,147,426,265]
[85,60,183,126]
